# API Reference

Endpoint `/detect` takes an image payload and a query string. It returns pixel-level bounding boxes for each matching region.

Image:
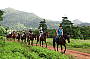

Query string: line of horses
[6,31,70,53]
[6,31,48,47]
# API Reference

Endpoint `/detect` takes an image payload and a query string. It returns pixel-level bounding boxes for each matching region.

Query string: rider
[56,24,63,39]
[39,26,43,38]
[29,28,33,35]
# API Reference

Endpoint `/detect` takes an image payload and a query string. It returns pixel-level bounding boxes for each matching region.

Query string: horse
[32,34,37,40]
[21,32,27,42]
[16,33,21,42]
[6,33,12,41]
[27,33,34,45]
[36,32,48,47]
[11,32,17,41]
[53,34,70,53]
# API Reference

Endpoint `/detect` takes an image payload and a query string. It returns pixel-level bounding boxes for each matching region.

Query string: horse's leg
[31,40,33,46]
[40,40,41,46]
[63,44,66,53]
[18,38,19,42]
[24,38,26,43]
[25,38,27,44]
[44,40,47,48]
[42,41,43,47]
[57,44,58,51]
[13,38,15,41]
[53,38,56,51]
[60,45,63,53]
[28,40,30,45]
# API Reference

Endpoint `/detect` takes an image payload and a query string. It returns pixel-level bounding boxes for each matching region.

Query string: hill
[0,8,60,30]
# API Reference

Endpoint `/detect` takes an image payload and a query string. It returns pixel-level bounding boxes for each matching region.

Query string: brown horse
[53,34,70,53]
[27,33,34,45]
[6,33,12,40]
[16,33,21,42]
[36,32,48,47]
[32,34,37,40]
[21,32,27,42]
[11,32,17,41]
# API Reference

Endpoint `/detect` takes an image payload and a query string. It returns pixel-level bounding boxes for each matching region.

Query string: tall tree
[38,19,47,32]
[61,17,73,35]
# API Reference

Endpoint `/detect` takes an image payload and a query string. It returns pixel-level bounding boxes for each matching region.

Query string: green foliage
[30,46,69,59]
[61,17,73,35]
[80,26,90,39]
[33,29,39,35]
[72,26,81,39]
[0,40,40,59]
[0,39,72,59]
[67,39,90,48]
[0,26,7,36]
[47,29,56,38]
[39,19,47,32]
[0,10,4,21]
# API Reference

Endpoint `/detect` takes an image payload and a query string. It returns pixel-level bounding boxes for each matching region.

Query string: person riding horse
[53,24,70,53]
[36,26,47,47]
[56,24,63,40]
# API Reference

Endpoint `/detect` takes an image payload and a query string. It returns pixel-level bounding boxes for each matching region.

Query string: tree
[72,26,81,39]
[61,17,73,35]
[80,26,90,40]
[0,26,6,36]
[0,10,4,21]
[38,19,47,32]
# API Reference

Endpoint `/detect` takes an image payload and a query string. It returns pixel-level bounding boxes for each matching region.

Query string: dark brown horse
[53,34,70,53]
[32,34,37,40]
[21,32,27,42]
[27,33,34,45]
[11,32,17,41]
[16,33,21,42]
[36,32,48,47]
[6,33,12,40]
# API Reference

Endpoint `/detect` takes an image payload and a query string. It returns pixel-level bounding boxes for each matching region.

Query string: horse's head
[63,34,70,43]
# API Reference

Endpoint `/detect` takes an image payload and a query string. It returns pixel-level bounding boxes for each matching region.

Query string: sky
[0,0,90,23]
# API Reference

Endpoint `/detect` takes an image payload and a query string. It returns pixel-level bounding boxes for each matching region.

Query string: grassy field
[0,37,74,59]
[45,38,90,54]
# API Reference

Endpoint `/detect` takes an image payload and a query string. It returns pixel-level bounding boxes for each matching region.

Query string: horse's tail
[53,37,56,48]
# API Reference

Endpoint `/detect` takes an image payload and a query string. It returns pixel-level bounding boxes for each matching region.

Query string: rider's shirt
[57,28,63,36]
[39,27,43,37]
[39,27,43,34]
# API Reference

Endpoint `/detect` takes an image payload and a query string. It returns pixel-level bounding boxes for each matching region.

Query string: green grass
[0,39,73,59]
[67,39,90,48]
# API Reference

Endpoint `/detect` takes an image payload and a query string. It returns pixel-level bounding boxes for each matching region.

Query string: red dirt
[6,40,90,59]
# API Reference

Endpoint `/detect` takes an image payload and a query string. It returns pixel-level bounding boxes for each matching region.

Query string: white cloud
[0,0,90,22]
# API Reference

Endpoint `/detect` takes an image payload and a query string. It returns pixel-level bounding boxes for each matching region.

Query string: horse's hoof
[61,52,64,54]
[54,49,56,51]
[64,51,66,53]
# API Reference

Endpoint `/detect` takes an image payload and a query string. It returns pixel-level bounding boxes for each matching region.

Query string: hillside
[0,8,60,30]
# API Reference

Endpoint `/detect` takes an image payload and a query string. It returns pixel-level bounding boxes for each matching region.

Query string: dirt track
[44,45,90,59]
